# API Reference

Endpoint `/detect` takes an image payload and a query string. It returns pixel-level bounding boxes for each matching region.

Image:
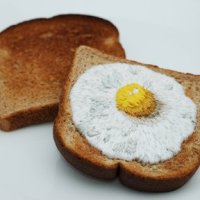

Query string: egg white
[70,63,196,164]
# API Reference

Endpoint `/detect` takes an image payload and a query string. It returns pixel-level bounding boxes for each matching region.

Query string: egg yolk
[116,83,156,117]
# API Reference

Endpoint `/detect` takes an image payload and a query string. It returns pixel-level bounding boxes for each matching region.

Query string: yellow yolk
[116,83,156,117]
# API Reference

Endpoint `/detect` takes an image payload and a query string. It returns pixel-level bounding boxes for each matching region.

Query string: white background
[0,0,200,199]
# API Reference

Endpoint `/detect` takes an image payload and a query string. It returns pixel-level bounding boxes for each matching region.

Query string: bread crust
[0,103,58,131]
[119,165,198,192]
[54,46,200,192]
[0,14,125,131]
[54,121,118,179]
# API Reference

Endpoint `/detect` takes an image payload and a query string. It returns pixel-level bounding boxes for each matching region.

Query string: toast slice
[0,14,125,131]
[54,46,200,192]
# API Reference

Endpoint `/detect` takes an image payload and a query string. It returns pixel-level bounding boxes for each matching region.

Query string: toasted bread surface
[54,46,200,192]
[0,15,125,131]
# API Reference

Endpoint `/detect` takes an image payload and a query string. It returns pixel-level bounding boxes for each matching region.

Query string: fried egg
[70,63,196,164]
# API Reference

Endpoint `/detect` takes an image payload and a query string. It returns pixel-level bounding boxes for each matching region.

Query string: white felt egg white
[70,63,196,164]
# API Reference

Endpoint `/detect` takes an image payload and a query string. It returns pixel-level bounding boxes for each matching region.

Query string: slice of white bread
[54,46,200,192]
[0,14,125,131]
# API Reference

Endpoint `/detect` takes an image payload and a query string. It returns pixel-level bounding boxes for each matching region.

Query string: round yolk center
[116,83,156,117]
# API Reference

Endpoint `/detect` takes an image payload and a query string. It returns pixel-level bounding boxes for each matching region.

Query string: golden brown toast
[0,14,125,131]
[54,46,200,192]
